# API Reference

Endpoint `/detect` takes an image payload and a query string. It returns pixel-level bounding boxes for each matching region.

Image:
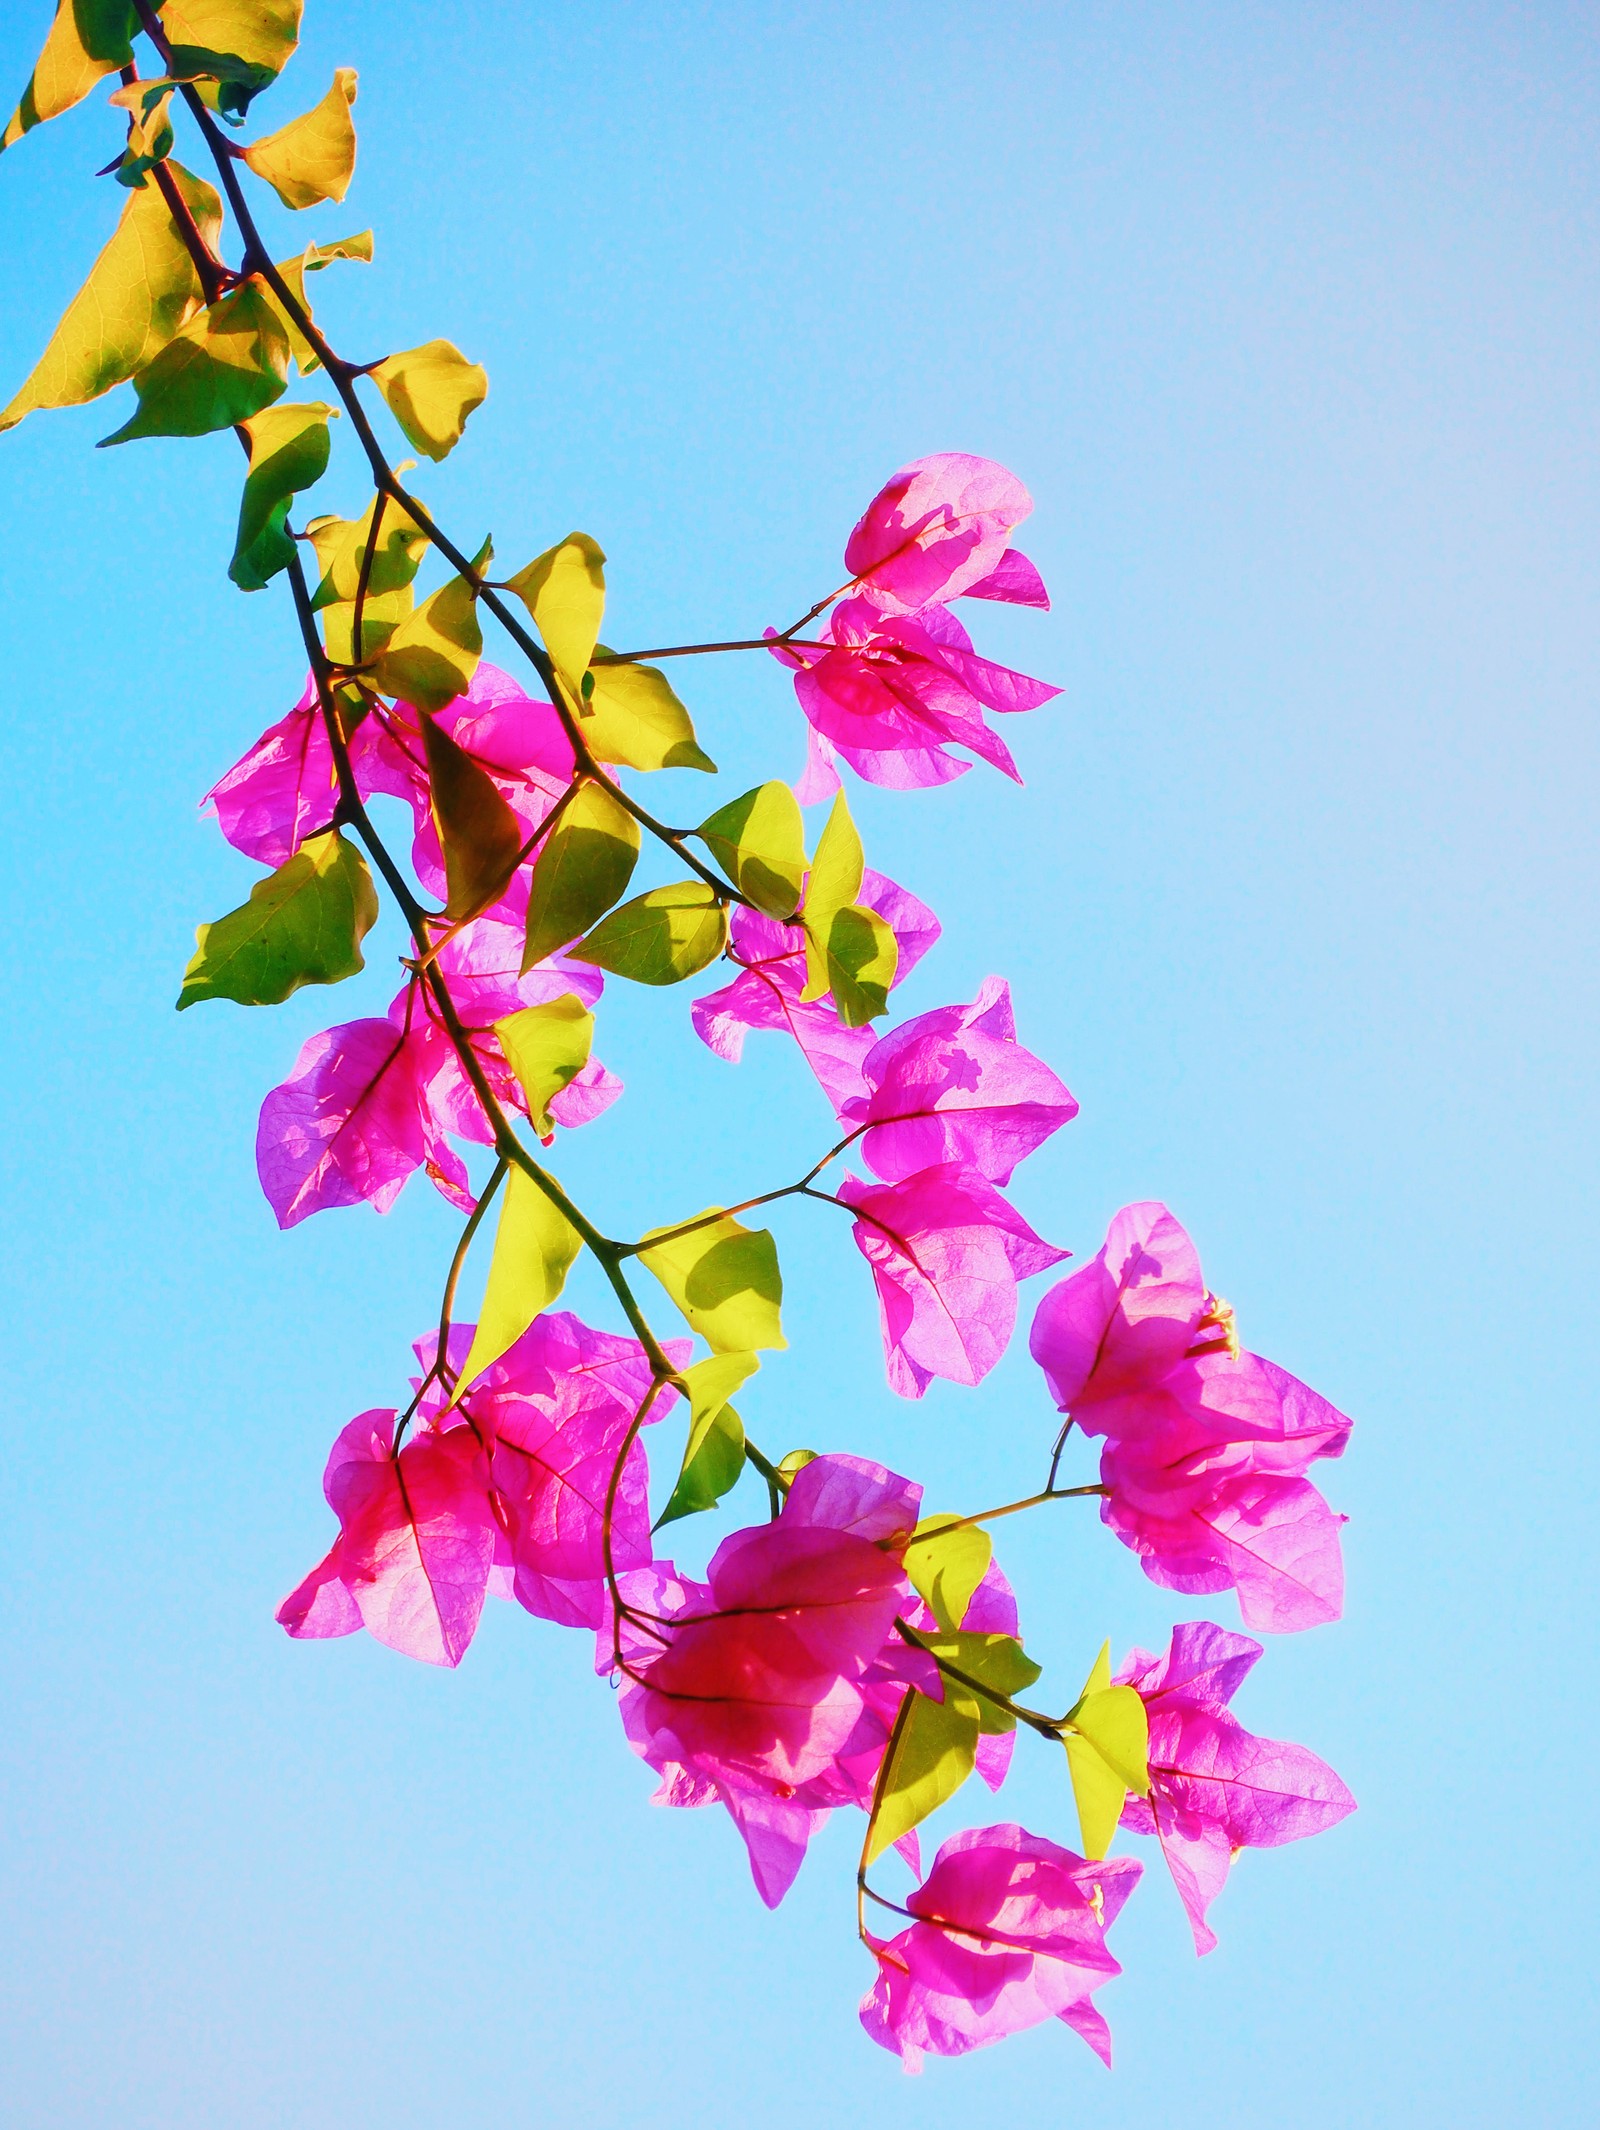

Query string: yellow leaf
[639,1211,786,1353]
[366,568,483,713]
[583,655,716,773]
[799,790,864,1002]
[1060,1641,1151,1861]
[370,338,487,462]
[158,1,301,110]
[494,994,595,1138]
[698,781,805,917]
[504,534,606,702]
[571,880,727,986]
[2,0,136,152]
[866,1690,979,1865]
[98,275,289,445]
[268,230,373,376]
[903,1516,993,1634]
[453,1167,582,1398]
[0,163,220,432]
[521,777,640,971]
[242,67,357,210]
[815,901,896,1027]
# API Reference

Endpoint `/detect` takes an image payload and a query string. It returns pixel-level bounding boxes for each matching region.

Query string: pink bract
[860,1824,1141,2072]
[844,453,1034,615]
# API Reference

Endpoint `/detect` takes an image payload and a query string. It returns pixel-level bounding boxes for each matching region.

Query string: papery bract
[844,453,1034,616]
[860,1824,1141,2071]
[256,1015,430,1227]
[840,1162,1068,1398]
[204,675,417,869]
[843,976,1078,1186]
[1116,1620,1355,1951]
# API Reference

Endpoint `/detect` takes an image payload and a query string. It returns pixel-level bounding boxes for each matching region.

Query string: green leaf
[2,1,138,152]
[494,994,595,1138]
[776,1447,816,1481]
[98,274,289,445]
[799,789,863,1000]
[582,656,715,774]
[903,1516,993,1635]
[639,1211,786,1353]
[0,163,220,432]
[370,338,487,462]
[451,1167,583,1399]
[866,1689,980,1865]
[504,535,605,702]
[817,900,896,1027]
[158,0,301,118]
[1060,1641,1152,1861]
[268,230,372,376]
[241,66,357,209]
[229,399,334,590]
[419,707,521,919]
[572,880,727,986]
[656,1352,759,1528]
[521,777,640,970]
[698,781,805,917]
[918,1630,1042,1735]
[177,828,375,1009]
[366,564,483,714]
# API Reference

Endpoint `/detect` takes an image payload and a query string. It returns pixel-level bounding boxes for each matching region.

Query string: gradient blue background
[1,4,1595,2124]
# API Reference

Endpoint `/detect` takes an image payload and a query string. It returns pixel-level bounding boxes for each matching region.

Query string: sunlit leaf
[2,1,138,152]
[572,880,727,985]
[306,486,427,606]
[493,993,595,1138]
[903,1515,993,1635]
[582,655,715,774]
[799,788,863,1001]
[99,275,288,445]
[241,67,357,209]
[229,399,334,590]
[521,777,639,971]
[819,900,896,1026]
[918,1630,1042,1735]
[370,338,487,462]
[0,163,220,432]
[158,0,301,118]
[698,781,805,917]
[1060,1640,1152,1861]
[105,81,175,189]
[656,1351,759,1528]
[267,230,372,375]
[503,534,604,701]
[865,1689,980,1865]
[420,708,521,919]
[177,828,375,1008]
[639,1211,786,1353]
[366,562,484,714]
[452,1167,583,1396]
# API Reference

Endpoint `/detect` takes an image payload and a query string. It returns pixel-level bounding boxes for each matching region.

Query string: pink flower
[277,1407,498,1667]
[203,676,413,868]
[1115,1620,1355,1952]
[1029,1203,1352,1633]
[840,1163,1068,1398]
[844,453,1034,616]
[777,600,1059,792]
[860,1824,1142,2071]
[841,976,1078,1186]
[692,869,941,1114]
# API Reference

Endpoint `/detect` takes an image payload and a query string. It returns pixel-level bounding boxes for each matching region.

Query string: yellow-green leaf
[815,900,896,1027]
[521,777,639,970]
[420,708,521,919]
[0,163,220,432]
[657,1351,758,1528]
[158,0,301,116]
[799,789,864,1001]
[920,1630,1043,1736]
[494,994,595,1138]
[2,0,137,152]
[370,338,487,462]
[268,230,372,376]
[698,781,805,917]
[241,66,357,210]
[582,656,715,774]
[105,80,175,189]
[366,567,483,714]
[866,1689,980,1865]
[306,486,427,608]
[776,1448,816,1481]
[639,1211,786,1353]
[453,1167,583,1397]
[572,880,727,986]
[177,829,375,1009]
[1060,1641,1151,1861]
[504,534,605,701]
[229,399,334,590]
[903,1517,993,1635]
[99,274,288,445]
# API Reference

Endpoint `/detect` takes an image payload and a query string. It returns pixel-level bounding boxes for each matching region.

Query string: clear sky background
[1,4,1595,2125]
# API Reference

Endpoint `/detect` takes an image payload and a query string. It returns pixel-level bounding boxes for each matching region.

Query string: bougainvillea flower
[844,454,1034,616]
[841,976,1078,1186]
[860,1825,1142,2071]
[776,599,1059,793]
[962,546,1050,609]
[1115,1621,1355,1952]
[1029,1203,1352,1631]
[277,1407,498,1667]
[203,675,412,869]
[840,1162,1068,1398]
[692,868,940,1114]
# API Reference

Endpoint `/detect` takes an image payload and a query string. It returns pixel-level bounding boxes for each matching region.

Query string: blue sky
[0,4,1595,2125]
